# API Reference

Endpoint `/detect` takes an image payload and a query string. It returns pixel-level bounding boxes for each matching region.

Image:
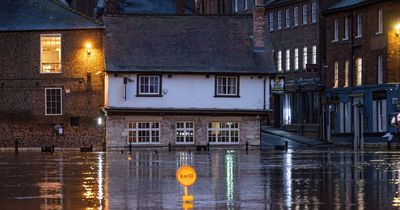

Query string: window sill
[45,114,62,116]
[375,32,383,35]
[331,40,339,43]
[214,95,240,98]
[342,38,349,41]
[40,72,63,74]
[136,94,163,97]
[354,35,362,39]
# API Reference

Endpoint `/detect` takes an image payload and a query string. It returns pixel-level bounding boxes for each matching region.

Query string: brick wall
[0,29,105,147]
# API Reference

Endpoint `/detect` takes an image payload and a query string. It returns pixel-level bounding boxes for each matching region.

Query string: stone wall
[106,115,261,148]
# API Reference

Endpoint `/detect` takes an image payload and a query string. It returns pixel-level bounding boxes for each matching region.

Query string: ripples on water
[0,150,399,209]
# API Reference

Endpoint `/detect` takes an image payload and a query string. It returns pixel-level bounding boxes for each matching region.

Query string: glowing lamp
[85,42,92,55]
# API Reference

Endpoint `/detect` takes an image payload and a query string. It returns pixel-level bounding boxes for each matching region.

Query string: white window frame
[278,10,282,30]
[343,17,349,40]
[244,0,248,11]
[311,2,317,23]
[302,4,308,25]
[344,60,349,87]
[356,14,362,38]
[333,18,339,42]
[294,7,299,27]
[294,48,299,71]
[356,57,362,86]
[286,49,291,71]
[377,55,383,84]
[277,50,282,72]
[176,122,195,144]
[340,102,352,133]
[312,46,317,64]
[334,62,339,88]
[269,12,274,32]
[372,100,387,132]
[138,75,161,95]
[377,9,383,34]
[233,0,238,13]
[303,47,308,69]
[285,9,290,28]
[127,122,160,144]
[40,34,62,74]
[45,88,62,116]
[207,122,240,144]
[216,76,239,96]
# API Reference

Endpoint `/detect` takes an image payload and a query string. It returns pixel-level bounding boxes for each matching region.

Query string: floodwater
[1,149,400,210]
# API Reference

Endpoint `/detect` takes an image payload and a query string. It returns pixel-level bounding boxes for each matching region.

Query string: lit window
[127,122,160,143]
[356,57,362,86]
[208,122,239,143]
[278,10,282,30]
[303,47,308,69]
[333,18,339,41]
[356,14,362,37]
[293,7,299,27]
[302,4,308,25]
[286,49,291,71]
[269,12,274,32]
[344,17,349,40]
[176,122,194,144]
[41,34,61,73]
[138,75,161,95]
[344,60,349,87]
[294,48,299,71]
[377,55,383,84]
[277,51,282,72]
[334,62,339,88]
[216,76,239,96]
[285,9,290,28]
[312,46,317,64]
[311,2,317,23]
[45,88,62,115]
[377,9,383,34]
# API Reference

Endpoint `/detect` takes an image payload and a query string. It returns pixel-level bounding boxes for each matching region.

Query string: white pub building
[102,15,274,148]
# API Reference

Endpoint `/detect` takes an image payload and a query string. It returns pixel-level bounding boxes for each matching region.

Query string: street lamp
[395,24,400,37]
[85,42,92,56]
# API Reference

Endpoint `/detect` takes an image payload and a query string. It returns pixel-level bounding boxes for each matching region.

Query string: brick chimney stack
[253,0,265,49]
[176,0,185,15]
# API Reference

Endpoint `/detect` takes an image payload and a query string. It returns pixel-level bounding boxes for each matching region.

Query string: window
[373,99,387,132]
[377,9,383,34]
[285,9,290,28]
[333,18,339,41]
[41,34,61,73]
[176,122,194,144]
[294,7,299,27]
[277,50,282,72]
[127,122,160,143]
[356,57,362,86]
[302,4,308,25]
[269,12,274,32]
[208,122,239,143]
[233,0,238,12]
[138,75,161,95]
[344,17,349,40]
[356,14,362,37]
[286,49,291,71]
[344,60,349,87]
[311,2,317,23]
[312,46,317,64]
[339,102,352,133]
[334,62,339,88]
[244,0,248,11]
[45,88,62,115]
[216,76,239,96]
[303,47,308,69]
[278,10,282,30]
[294,48,299,71]
[377,55,383,84]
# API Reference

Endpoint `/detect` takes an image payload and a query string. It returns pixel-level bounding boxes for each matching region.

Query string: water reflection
[2,150,400,209]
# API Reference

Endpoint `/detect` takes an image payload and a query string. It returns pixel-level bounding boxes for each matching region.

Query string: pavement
[261,126,330,149]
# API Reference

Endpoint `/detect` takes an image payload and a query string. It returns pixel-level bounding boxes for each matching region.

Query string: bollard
[168,142,171,151]
[285,141,288,151]
[129,144,132,153]
[246,141,249,152]
[51,145,55,153]
[388,141,392,150]
[207,142,210,151]
[15,139,19,153]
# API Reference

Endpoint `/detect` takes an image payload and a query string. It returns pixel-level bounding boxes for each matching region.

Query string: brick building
[196,0,254,14]
[0,0,105,147]
[323,0,400,148]
[265,0,337,138]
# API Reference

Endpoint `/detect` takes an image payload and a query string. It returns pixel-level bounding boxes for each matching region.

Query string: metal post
[285,141,288,151]
[15,139,18,153]
[246,141,249,152]
[129,143,132,153]
[168,142,171,151]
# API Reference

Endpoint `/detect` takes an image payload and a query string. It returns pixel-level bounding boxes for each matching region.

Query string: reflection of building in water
[176,151,194,167]
[81,153,105,210]
[38,154,64,210]
[225,150,235,205]
[282,151,292,208]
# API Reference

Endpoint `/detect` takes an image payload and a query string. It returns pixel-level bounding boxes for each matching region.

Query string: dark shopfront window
[303,92,320,124]
[290,93,298,124]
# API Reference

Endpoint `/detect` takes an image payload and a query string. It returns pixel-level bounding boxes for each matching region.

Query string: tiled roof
[0,0,103,32]
[265,0,295,7]
[325,0,380,13]
[118,0,194,15]
[103,16,274,74]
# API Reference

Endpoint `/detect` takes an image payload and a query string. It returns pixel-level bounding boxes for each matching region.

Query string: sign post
[176,165,197,209]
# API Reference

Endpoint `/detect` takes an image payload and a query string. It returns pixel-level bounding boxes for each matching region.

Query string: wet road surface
[1,149,400,209]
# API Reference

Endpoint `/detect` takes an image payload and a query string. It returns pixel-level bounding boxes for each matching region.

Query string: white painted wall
[106,74,270,110]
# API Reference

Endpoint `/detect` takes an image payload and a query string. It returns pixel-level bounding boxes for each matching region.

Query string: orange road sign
[176,165,197,187]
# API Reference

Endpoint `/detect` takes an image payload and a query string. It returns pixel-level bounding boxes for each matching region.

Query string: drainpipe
[263,76,266,110]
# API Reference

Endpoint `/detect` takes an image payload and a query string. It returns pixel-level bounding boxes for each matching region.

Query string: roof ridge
[49,0,104,27]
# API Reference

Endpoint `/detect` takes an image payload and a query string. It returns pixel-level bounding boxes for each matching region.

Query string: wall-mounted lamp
[85,42,92,55]
[395,24,400,37]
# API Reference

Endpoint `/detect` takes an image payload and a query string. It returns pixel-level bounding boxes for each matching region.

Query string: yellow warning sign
[176,165,197,187]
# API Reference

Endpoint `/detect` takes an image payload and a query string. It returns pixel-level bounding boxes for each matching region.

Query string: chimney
[176,0,185,15]
[106,0,118,15]
[253,0,265,50]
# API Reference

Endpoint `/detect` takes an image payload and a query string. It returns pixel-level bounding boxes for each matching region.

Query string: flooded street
[1,149,400,209]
